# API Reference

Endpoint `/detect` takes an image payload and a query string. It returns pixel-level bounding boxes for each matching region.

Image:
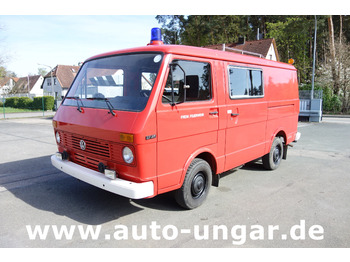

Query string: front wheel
[262,137,284,170]
[175,158,212,209]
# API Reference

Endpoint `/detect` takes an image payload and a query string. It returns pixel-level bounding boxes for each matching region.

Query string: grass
[1,107,43,114]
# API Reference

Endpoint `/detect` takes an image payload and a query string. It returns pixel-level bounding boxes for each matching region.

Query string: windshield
[63,52,163,112]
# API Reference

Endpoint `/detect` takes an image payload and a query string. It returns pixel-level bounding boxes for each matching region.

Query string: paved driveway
[0,117,349,248]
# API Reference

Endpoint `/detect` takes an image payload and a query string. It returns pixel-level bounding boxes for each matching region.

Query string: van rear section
[51,28,300,209]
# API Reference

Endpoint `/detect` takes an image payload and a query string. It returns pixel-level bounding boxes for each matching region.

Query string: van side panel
[215,60,229,174]
[156,56,219,193]
[265,67,299,148]
[156,133,218,193]
[224,62,268,170]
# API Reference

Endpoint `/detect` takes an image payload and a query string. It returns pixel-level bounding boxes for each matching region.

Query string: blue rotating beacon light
[149,27,163,45]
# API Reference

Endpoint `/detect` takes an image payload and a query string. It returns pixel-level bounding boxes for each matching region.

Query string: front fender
[180,147,218,187]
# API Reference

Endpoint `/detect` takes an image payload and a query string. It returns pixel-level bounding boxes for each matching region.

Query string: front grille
[58,131,127,166]
[71,135,110,158]
[74,152,100,170]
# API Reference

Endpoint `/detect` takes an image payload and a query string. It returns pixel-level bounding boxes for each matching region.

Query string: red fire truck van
[51,28,300,209]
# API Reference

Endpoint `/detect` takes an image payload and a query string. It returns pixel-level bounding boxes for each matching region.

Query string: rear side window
[163,60,212,104]
[228,66,263,98]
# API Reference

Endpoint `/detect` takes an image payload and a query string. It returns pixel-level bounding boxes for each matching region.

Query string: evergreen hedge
[4,97,19,108]
[32,96,55,110]
[17,97,33,109]
[4,96,55,111]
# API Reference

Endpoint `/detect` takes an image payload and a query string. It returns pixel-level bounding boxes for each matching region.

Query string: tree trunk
[328,15,340,95]
[339,15,343,44]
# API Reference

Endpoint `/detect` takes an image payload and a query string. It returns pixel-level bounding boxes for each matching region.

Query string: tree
[38,67,48,76]
[157,15,250,46]
[156,15,294,47]
[155,15,186,44]
[182,15,244,46]
[154,15,350,112]
[317,37,350,112]
[327,15,340,95]
[247,15,288,39]
[266,16,315,83]
[0,66,6,78]
[0,23,12,83]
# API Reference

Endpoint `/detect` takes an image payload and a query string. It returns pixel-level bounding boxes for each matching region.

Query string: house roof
[11,75,42,93]
[44,65,80,89]
[205,38,280,61]
[0,77,19,87]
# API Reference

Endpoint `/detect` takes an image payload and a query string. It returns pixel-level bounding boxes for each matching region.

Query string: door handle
[209,111,219,115]
[231,113,239,117]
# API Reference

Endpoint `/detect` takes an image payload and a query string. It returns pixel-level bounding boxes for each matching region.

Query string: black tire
[175,158,212,209]
[262,137,284,170]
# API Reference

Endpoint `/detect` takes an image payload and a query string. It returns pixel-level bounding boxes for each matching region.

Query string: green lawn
[1,107,43,114]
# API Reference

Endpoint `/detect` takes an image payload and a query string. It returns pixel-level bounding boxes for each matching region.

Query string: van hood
[53,105,138,144]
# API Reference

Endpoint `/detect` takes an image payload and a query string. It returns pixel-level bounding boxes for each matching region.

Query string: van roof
[86,44,296,71]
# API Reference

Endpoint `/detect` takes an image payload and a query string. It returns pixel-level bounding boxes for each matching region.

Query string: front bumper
[51,154,154,199]
[294,132,301,142]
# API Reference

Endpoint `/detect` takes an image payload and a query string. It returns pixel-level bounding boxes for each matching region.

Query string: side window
[249,70,263,96]
[162,60,212,104]
[228,66,263,99]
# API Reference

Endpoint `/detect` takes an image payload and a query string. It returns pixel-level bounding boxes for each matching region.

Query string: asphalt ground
[0,116,349,248]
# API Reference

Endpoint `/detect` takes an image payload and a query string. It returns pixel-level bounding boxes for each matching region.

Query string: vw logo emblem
[80,140,86,150]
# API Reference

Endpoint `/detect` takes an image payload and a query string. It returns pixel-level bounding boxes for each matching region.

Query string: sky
[0,1,342,77]
[0,15,161,76]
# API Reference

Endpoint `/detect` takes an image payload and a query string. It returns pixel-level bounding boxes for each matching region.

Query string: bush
[321,86,342,113]
[4,97,19,108]
[0,101,3,107]
[43,96,55,111]
[330,95,342,112]
[32,97,42,110]
[3,96,54,111]
[17,97,33,109]
[301,84,344,113]
[322,86,333,112]
[32,96,54,110]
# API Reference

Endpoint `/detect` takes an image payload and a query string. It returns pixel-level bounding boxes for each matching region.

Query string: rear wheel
[262,137,284,170]
[175,158,212,209]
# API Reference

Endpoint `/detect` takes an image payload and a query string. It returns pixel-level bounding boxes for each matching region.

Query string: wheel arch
[266,129,288,162]
[180,149,218,187]
[268,129,286,147]
[275,130,286,143]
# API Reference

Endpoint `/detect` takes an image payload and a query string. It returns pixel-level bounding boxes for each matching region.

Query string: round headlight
[55,132,61,144]
[122,147,134,164]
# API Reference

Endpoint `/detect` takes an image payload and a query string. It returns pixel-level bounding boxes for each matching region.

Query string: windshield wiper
[66,96,84,113]
[105,99,116,116]
[90,97,116,116]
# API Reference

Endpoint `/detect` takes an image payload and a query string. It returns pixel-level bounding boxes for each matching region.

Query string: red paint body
[53,43,299,198]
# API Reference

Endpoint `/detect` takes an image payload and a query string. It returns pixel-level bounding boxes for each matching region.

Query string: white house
[11,75,44,96]
[204,38,280,62]
[42,65,80,99]
[0,77,18,96]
